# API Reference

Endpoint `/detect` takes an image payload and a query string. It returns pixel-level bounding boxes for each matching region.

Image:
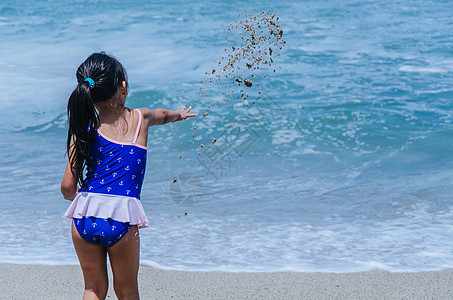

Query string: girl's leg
[72,221,109,300]
[107,225,140,300]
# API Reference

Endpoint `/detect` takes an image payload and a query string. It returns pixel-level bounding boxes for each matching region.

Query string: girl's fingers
[181,113,197,120]
[179,106,196,119]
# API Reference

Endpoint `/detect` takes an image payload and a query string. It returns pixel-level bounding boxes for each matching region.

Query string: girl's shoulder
[131,108,150,148]
[135,107,154,125]
[135,107,152,116]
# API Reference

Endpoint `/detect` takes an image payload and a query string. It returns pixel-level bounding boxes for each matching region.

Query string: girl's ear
[121,81,127,96]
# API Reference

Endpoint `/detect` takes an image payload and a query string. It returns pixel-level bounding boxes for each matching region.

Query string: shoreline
[0,264,452,299]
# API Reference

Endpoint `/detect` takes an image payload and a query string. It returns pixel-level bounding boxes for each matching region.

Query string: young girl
[61,52,196,300]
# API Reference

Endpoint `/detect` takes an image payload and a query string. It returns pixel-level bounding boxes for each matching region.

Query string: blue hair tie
[84,78,95,89]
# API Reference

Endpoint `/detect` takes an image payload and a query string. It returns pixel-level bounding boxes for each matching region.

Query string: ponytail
[66,52,128,188]
[66,80,99,188]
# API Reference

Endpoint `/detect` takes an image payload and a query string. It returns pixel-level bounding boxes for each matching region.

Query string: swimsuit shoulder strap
[132,109,142,144]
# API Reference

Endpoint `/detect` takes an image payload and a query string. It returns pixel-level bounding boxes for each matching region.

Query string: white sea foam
[398,65,446,73]
[271,129,303,145]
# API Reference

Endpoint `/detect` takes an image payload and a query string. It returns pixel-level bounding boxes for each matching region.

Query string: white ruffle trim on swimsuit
[64,192,149,228]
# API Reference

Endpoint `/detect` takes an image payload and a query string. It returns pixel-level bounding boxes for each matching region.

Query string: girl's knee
[84,276,108,297]
[84,284,108,299]
[113,279,139,299]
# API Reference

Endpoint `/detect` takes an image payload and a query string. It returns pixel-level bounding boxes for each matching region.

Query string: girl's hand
[178,106,197,120]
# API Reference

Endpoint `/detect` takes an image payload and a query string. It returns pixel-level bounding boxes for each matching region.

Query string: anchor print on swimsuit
[74,217,132,247]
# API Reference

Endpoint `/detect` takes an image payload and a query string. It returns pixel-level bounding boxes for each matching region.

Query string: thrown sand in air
[174,11,286,206]
[200,10,286,101]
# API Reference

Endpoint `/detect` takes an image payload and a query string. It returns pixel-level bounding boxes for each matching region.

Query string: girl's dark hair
[67,52,128,187]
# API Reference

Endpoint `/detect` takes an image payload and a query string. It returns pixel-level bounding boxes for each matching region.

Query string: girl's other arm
[61,160,77,200]
[142,106,197,127]
[61,140,78,200]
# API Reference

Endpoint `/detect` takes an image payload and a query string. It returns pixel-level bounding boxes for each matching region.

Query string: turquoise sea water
[0,0,453,272]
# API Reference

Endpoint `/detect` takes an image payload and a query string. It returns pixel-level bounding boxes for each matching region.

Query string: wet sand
[0,263,452,299]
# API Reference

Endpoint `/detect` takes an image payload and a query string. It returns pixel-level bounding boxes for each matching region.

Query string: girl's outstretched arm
[142,106,197,127]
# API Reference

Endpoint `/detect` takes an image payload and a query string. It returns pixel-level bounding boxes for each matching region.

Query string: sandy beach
[0,264,451,299]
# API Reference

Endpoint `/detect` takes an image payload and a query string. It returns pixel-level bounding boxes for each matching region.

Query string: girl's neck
[95,101,127,125]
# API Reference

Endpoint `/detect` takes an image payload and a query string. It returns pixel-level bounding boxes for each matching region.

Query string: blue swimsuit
[66,109,149,247]
[74,216,132,247]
